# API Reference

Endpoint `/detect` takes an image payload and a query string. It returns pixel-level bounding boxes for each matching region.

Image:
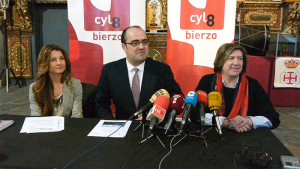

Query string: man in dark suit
[95,26,182,119]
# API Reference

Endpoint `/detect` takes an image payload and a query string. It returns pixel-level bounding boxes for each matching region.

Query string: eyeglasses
[124,39,149,47]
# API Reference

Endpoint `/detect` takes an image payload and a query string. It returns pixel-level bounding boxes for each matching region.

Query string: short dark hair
[121,25,144,43]
[214,43,248,74]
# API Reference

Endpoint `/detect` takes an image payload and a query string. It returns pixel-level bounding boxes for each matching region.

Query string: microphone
[208,91,223,137]
[129,89,170,120]
[164,94,185,134]
[179,91,198,133]
[196,90,208,127]
[146,95,170,136]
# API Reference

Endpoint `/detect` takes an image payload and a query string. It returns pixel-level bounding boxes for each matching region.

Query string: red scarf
[215,73,249,119]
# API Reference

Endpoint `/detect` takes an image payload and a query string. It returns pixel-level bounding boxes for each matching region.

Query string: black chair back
[81,83,97,118]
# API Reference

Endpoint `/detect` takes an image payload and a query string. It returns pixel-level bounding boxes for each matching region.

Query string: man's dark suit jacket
[95,57,182,119]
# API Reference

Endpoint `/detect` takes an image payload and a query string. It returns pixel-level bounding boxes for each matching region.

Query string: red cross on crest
[281,70,300,86]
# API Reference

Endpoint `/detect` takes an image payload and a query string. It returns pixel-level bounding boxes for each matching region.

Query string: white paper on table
[20,116,64,133]
[88,120,132,138]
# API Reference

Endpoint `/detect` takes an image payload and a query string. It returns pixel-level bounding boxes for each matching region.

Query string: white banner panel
[274,57,300,88]
[68,0,145,85]
[167,0,236,67]
[166,0,236,94]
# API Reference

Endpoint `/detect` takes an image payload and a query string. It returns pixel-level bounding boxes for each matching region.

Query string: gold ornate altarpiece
[7,35,32,78]
[1,0,33,78]
[145,0,168,63]
[237,1,299,34]
[1,0,298,77]
[237,1,284,33]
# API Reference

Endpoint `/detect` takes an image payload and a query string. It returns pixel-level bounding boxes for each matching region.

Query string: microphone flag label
[149,105,166,120]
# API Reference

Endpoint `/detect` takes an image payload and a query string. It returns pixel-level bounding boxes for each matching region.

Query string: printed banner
[68,0,145,85]
[167,0,236,95]
[274,57,300,88]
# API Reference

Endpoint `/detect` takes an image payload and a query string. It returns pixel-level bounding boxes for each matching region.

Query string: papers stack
[20,116,64,133]
[0,120,14,132]
[88,120,132,138]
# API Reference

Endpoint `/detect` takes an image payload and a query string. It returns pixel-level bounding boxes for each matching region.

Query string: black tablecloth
[0,115,292,168]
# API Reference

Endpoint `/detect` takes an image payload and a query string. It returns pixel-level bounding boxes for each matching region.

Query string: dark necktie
[132,68,140,109]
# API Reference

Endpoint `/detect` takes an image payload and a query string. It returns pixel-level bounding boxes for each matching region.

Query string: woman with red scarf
[191,43,280,132]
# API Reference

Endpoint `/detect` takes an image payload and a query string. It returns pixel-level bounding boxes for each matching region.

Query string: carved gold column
[283,2,300,34]
[1,0,33,78]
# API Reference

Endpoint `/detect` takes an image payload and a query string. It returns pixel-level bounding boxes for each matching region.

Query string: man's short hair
[121,25,144,43]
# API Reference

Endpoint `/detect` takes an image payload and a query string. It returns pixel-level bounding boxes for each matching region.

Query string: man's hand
[136,114,143,120]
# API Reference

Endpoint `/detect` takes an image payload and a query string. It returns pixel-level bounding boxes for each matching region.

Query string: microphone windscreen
[169,94,185,114]
[147,95,169,123]
[149,89,170,103]
[154,95,170,109]
[208,91,222,110]
[184,91,198,108]
[196,90,208,107]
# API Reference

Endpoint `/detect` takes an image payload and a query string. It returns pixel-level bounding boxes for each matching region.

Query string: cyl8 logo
[180,0,225,30]
[84,0,130,31]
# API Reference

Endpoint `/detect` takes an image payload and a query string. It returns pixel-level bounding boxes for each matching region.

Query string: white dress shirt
[126,59,145,90]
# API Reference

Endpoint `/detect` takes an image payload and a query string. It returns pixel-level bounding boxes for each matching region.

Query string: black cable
[121,138,147,169]
[233,150,245,169]
[63,120,129,169]
[158,133,180,169]
[199,148,217,165]
[232,138,272,169]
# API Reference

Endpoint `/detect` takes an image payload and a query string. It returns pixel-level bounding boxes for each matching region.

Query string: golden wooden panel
[146,0,167,31]
[148,49,162,62]
[239,2,283,33]
[147,33,167,48]
[283,2,300,34]
[7,35,32,78]
[147,33,167,63]
[9,0,33,33]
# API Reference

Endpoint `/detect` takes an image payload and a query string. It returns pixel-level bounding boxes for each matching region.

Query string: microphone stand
[172,126,212,148]
[133,110,148,139]
[212,115,224,141]
[138,128,167,149]
[173,105,211,148]
[0,0,21,92]
[212,110,223,141]
[188,104,211,147]
[187,123,212,148]
[18,27,26,87]
[172,116,212,148]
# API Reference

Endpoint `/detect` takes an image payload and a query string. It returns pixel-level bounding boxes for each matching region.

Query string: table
[0,115,292,168]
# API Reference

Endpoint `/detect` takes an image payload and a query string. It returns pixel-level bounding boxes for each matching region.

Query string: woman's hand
[224,115,253,133]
